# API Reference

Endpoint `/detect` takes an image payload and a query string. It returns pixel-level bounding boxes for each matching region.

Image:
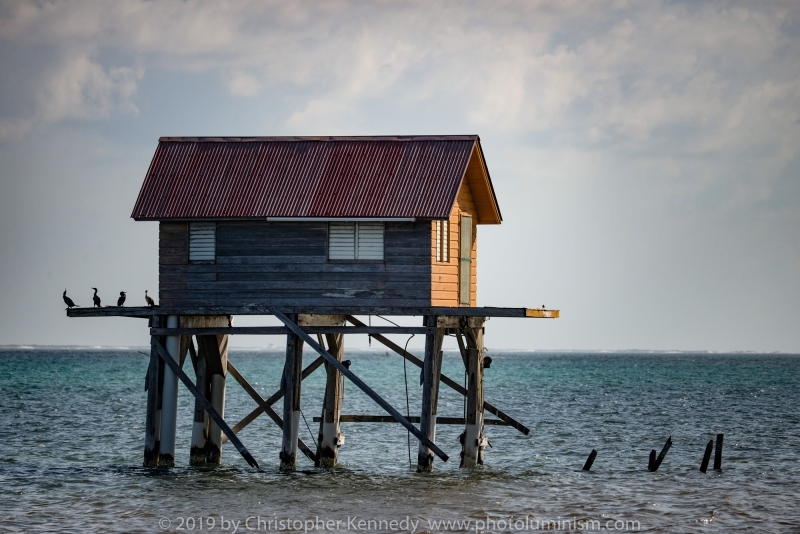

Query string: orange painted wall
[431,179,478,306]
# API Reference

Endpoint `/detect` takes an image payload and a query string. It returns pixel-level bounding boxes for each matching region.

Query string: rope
[376,315,414,469]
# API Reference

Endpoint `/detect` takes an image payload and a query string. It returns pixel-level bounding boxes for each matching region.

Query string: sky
[0,0,798,352]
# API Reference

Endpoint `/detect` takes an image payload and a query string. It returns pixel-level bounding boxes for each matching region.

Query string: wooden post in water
[318,330,345,467]
[700,439,714,473]
[144,315,164,467]
[280,313,304,470]
[648,450,656,471]
[418,315,445,472]
[461,317,487,467]
[158,315,182,467]
[714,433,723,470]
[583,449,598,471]
[649,436,672,472]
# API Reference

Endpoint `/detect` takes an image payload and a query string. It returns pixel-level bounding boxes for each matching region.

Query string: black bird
[63,290,77,308]
[117,291,126,307]
[145,290,155,307]
[92,287,102,308]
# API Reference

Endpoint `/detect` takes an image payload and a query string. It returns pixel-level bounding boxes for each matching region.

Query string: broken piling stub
[582,449,597,471]
[648,436,672,472]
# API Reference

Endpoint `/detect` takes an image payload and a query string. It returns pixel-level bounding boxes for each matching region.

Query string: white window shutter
[356,222,384,260]
[189,222,216,262]
[329,223,356,259]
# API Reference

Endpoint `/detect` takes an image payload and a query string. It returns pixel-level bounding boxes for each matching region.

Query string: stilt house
[131,136,502,308]
[69,135,557,473]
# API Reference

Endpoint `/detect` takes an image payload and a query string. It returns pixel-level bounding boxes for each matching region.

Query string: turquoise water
[1,348,798,532]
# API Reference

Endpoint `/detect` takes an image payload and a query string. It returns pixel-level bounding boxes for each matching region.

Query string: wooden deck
[66,305,559,319]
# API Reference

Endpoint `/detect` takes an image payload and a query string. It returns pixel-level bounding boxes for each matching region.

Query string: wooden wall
[159,221,432,307]
[430,180,478,307]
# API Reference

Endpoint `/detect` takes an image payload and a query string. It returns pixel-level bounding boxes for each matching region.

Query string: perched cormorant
[145,290,155,307]
[63,290,77,308]
[92,287,102,308]
[117,291,126,307]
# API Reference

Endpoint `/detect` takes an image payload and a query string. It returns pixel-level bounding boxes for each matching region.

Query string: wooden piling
[648,450,656,471]
[460,317,486,467]
[418,315,445,472]
[700,439,714,473]
[318,331,345,467]
[583,449,597,471]
[649,436,672,472]
[714,433,723,470]
[144,315,163,467]
[280,313,304,470]
[158,315,181,467]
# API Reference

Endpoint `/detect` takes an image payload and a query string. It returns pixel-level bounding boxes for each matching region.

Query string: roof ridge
[158,135,480,142]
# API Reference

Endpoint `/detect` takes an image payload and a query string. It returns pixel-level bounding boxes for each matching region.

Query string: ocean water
[0,348,798,533]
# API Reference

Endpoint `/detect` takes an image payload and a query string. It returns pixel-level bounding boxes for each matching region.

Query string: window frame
[327,222,385,262]
[188,221,216,264]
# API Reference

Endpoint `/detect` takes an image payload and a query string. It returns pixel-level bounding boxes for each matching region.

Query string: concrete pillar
[158,314,181,467]
[189,339,209,465]
[280,313,303,470]
[461,317,486,467]
[418,315,445,472]
[186,315,231,465]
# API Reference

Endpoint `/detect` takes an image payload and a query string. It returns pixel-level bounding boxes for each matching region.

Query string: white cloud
[225,70,262,97]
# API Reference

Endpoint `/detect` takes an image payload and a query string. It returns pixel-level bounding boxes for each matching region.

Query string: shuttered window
[435,219,449,262]
[329,222,384,260]
[189,222,216,262]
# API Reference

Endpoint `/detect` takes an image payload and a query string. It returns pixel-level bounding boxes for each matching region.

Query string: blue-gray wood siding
[159,221,432,307]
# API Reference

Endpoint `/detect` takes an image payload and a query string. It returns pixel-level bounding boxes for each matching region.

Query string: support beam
[158,315,181,467]
[318,331,345,467]
[418,315,445,472]
[226,361,318,465]
[280,314,303,470]
[151,326,435,336]
[270,306,448,463]
[144,316,164,467]
[222,356,325,442]
[345,315,530,435]
[460,318,486,467]
[313,415,509,425]
[151,339,259,468]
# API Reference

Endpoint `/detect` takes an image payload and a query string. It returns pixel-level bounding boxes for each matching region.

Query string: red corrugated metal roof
[131,136,500,221]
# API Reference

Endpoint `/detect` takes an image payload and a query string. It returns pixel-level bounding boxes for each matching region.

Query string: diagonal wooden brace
[346,315,530,435]
[223,356,325,439]
[226,361,319,465]
[151,339,259,468]
[270,306,449,463]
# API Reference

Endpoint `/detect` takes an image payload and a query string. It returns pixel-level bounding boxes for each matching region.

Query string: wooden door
[459,215,472,306]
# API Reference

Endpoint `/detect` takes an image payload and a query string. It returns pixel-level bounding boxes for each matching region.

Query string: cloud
[0,0,798,168]
[224,70,262,97]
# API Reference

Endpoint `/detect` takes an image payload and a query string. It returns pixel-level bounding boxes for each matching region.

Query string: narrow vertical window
[329,222,384,261]
[436,220,449,263]
[189,222,216,263]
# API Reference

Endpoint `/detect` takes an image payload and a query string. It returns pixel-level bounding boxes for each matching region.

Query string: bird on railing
[63,290,78,308]
[92,288,102,308]
[145,290,155,307]
[117,291,126,307]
